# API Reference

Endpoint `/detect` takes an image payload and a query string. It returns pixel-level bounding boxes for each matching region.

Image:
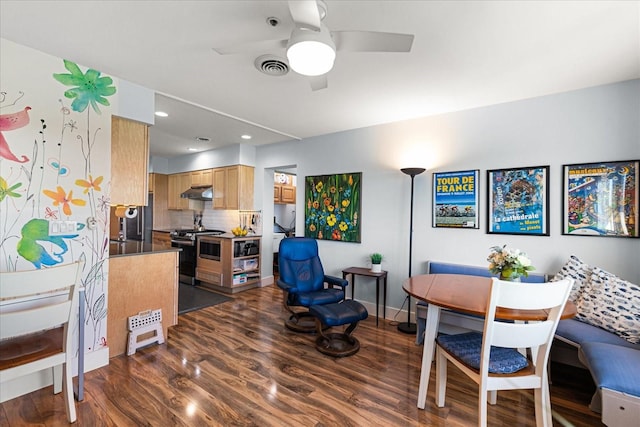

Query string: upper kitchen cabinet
[213,165,254,210]
[191,169,212,186]
[111,116,149,206]
[274,172,296,204]
[167,172,191,210]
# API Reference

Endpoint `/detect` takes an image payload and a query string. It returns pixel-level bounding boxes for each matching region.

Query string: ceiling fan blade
[332,31,414,52]
[288,0,321,31]
[213,39,288,55]
[309,75,328,91]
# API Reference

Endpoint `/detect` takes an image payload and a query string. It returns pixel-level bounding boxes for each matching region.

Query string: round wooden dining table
[403,273,577,410]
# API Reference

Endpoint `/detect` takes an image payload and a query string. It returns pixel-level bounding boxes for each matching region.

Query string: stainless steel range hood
[180,185,213,201]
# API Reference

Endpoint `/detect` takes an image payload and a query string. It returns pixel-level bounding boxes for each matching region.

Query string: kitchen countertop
[109,241,181,257]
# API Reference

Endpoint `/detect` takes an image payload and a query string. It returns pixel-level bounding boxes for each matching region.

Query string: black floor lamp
[397,167,426,334]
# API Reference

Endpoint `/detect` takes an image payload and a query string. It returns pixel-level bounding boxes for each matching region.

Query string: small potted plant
[370,253,383,273]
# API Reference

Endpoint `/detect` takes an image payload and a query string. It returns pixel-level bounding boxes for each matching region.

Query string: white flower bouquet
[487,245,535,281]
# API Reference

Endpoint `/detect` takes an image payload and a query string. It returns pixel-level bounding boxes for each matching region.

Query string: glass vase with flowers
[487,245,535,281]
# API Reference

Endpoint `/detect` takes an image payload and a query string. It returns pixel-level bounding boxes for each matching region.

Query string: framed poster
[432,170,479,228]
[487,165,549,236]
[562,160,639,238]
[304,172,361,242]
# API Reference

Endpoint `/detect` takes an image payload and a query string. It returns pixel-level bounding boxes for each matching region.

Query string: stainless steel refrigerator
[109,194,152,241]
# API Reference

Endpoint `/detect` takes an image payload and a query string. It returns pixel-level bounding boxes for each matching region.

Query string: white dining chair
[0,260,83,423]
[435,277,573,427]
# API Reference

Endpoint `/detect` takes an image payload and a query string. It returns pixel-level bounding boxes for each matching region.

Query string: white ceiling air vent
[255,55,289,76]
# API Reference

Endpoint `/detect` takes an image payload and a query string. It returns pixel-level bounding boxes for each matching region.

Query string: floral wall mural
[0,39,115,358]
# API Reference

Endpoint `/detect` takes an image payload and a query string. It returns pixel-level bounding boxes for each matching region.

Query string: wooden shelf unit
[196,236,261,294]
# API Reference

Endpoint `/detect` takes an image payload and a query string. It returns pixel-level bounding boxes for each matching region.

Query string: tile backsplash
[168,208,262,235]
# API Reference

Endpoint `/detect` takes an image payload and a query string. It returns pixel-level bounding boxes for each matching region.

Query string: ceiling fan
[212,0,414,91]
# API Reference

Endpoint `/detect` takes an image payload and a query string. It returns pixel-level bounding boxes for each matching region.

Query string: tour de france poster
[487,166,549,236]
[563,160,639,238]
[432,170,479,228]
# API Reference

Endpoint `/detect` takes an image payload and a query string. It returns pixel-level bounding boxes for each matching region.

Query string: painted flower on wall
[305,172,361,243]
[53,59,116,114]
[76,174,103,194]
[43,185,86,215]
[0,177,22,201]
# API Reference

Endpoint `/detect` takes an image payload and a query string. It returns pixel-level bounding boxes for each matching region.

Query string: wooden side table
[342,266,388,326]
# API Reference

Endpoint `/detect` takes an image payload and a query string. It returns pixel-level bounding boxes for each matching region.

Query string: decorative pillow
[551,255,592,304]
[576,267,640,344]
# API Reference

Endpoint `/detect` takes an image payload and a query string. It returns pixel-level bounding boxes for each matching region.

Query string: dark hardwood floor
[1,285,602,426]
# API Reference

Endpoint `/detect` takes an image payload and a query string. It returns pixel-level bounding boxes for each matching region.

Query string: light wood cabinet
[213,165,254,210]
[196,236,260,294]
[275,184,296,204]
[110,116,149,206]
[108,250,178,358]
[167,172,191,210]
[151,173,169,229]
[151,231,171,247]
[148,173,155,193]
[168,170,212,210]
[191,169,212,186]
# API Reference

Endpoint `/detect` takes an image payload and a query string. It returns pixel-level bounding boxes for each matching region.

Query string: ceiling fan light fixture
[286,25,335,76]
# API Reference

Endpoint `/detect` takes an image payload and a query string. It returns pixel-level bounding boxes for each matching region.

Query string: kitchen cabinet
[152,230,171,247]
[196,236,261,294]
[148,173,155,193]
[167,172,191,210]
[151,173,169,229]
[191,169,212,186]
[110,116,149,206]
[275,184,296,204]
[213,165,254,210]
[108,250,178,358]
[168,170,212,210]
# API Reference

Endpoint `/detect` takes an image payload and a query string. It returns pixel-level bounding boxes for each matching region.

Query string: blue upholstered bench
[415,261,546,345]
[579,342,640,426]
[309,300,368,357]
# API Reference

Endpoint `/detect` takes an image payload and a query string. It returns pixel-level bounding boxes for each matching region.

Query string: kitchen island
[108,242,180,358]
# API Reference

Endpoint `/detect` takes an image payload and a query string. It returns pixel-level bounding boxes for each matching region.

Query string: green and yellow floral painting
[305,172,361,243]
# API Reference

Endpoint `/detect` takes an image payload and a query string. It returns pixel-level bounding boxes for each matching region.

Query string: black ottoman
[309,300,368,357]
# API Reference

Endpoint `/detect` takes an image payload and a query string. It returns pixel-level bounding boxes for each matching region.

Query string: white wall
[255,80,640,313]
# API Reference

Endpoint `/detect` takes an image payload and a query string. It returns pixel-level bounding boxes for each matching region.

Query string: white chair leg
[535,376,552,427]
[63,362,77,423]
[435,349,447,407]
[488,390,497,405]
[53,364,63,394]
[479,384,488,427]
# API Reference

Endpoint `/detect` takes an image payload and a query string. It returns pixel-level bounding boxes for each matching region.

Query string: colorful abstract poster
[487,166,549,235]
[432,170,479,228]
[304,172,361,242]
[563,160,639,237]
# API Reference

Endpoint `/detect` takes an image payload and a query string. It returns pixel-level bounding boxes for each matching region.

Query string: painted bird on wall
[0,106,31,163]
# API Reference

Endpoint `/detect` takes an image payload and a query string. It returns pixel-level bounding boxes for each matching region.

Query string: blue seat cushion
[294,288,344,306]
[579,342,640,397]
[437,332,529,374]
[309,300,368,327]
[556,319,640,350]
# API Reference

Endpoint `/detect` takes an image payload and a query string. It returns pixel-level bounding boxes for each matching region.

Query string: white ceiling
[2,1,639,159]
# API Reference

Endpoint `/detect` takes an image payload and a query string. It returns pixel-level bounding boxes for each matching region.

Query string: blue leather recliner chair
[277,237,348,332]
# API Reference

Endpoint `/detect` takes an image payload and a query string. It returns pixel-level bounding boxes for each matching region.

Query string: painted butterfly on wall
[48,158,69,176]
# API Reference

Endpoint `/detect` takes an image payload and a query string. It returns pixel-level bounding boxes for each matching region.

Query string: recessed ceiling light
[241,134,252,140]
[155,111,168,117]
[195,136,211,142]
[188,148,199,151]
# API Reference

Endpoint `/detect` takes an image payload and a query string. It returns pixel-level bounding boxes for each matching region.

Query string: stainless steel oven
[170,229,225,285]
